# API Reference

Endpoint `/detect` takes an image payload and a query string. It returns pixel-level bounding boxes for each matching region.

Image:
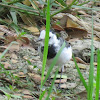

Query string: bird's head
[37,30,57,43]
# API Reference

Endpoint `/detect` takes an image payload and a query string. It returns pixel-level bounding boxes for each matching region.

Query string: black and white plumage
[37,30,72,69]
[37,30,72,71]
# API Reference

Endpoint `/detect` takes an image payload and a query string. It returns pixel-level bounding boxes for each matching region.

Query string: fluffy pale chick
[38,30,72,71]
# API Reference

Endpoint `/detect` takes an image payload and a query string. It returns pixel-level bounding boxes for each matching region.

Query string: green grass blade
[10,9,17,25]
[72,5,100,11]
[95,50,100,100]
[73,55,88,91]
[0,42,18,60]
[0,87,22,99]
[29,0,40,11]
[87,11,94,100]
[39,0,50,99]
[41,0,50,88]
[39,90,47,100]
[45,67,59,100]
[14,3,35,11]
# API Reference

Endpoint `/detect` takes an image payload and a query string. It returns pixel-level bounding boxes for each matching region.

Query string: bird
[37,30,72,73]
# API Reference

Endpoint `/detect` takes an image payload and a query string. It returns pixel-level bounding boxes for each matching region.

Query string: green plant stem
[39,0,50,99]
[95,50,100,100]
[73,55,88,91]
[87,11,94,100]
[45,67,59,100]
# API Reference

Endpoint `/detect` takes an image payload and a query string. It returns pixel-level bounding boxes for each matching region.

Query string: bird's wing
[58,37,70,48]
[40,44,57,59]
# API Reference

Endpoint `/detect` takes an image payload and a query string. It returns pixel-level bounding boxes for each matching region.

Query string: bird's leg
[58,65,64,88]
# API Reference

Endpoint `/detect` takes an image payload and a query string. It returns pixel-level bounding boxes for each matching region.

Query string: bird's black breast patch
[41,45,57,59]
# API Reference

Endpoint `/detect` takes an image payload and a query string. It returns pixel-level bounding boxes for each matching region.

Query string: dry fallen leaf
[22,0,31,6]
[65,28,88,39]
[77,10,88,15]
[22,89,31,95]
[17,37,30,46]
[77,63,86,69]
[4,36,17,44]
[22,95,33,99]
[20,14,36,26]
[18,72,25,76]
[66,0,73,5]
[66,16,79,28]
[14,72,26,78]
[65,16,88,38]
[52,24,64,31]
[55,79,67,84]
[75,91,87,100]
[0,43,20,51]
[52,15,88,39]
[74,57,87,65]
[24,26,39,35]
[11,53,18,59]
[28,73,41,84]
[60,83,77,89]
[8,43,20,51]
[60,84,67,89]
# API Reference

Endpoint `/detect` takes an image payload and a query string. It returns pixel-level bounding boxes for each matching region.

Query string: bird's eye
[49,37,51,39]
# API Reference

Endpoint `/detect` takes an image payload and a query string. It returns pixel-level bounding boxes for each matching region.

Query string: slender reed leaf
[14,3,36,11]
[0,41,18,60]
[40,0,50,88]
[39,0,50,99]
[29,0,40,11]
[95,50,100,100]
[0,87,21,99]
[10,9,17,25]
[87,11,94,100]
[45,67,59,100]
[73,55,88,91]
[72,5,100,11]
[39,90,47,100]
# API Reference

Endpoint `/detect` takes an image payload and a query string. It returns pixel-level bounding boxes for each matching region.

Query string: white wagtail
[37,30,72,73]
